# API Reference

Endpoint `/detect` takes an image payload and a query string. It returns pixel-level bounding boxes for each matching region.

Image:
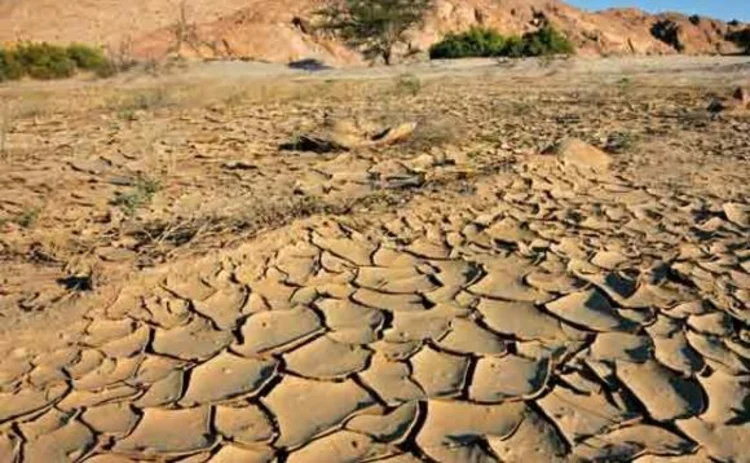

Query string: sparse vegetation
[605,131,638,154]
[522,27,575,57]
[66,43,110,71]
[17,207,41,229]
[0,42,115,82]
[0,49,24,81]
[395,73,422,96]
[113,176,162,216]
[429,26,574,60]
[118,109,138,122]
[101,36,139,76]
[317,0,432,65]
[169,0,199,56]
[113,88,173,112]
[618,77,633,86]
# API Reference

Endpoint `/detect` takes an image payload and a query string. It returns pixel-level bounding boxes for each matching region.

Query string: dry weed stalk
[104,35,138,74]
[0,102,9,160]
[170,0,202,56]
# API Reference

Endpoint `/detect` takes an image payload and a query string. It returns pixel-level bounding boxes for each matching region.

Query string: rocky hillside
[0,0,747,65]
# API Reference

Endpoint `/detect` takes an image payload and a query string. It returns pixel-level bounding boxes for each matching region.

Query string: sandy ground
[0,56,749,462]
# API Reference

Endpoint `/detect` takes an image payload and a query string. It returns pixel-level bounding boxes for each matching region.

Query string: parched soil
[0,56,749,462]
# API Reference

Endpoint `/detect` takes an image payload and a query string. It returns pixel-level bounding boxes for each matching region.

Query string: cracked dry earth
[1,61,750,462]
[2,154,749,462]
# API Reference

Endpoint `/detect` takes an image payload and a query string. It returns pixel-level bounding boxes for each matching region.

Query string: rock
[708,87,750,113]
[68,158,111,175]
[547,138,613,171]
[280,120,417,153]
[222,160,257,170]
[288,58,331,71]
[371,122,418,146]
[734,86,749,105]
[723,202,749,227]
[279,135,350,154]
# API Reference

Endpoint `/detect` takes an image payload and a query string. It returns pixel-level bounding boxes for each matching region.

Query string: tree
[317,0,432,65]
[727,27,750,55]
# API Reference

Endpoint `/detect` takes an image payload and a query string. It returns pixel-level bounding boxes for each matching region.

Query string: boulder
[280,119,417,153]
[708,87,750,114]
[546,138,613,172]
[733,87,749,106]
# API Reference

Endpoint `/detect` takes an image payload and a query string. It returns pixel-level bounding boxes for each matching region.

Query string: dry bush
[103,36,139,75]
[393,73,422,96]
[106,86,175,113]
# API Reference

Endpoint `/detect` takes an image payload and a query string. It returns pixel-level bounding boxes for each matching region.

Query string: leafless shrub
[169,0,202,56]
[102,36,139,76]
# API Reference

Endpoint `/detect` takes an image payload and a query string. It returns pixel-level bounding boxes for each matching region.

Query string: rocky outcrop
[0,0,746,65]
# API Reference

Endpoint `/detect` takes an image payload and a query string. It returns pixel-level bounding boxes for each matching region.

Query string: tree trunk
[383,48,392,66]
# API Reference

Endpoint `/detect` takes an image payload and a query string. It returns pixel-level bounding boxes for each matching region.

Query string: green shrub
[522,26,575,57]
[16,207,41,229]
[429,27,506,59]
[430,25,574,59]
[112,176,162,216]
[503,36,526,58]
[66,43,109,70]
[0,49,24,82]
[0,42,117,82]
[14,42,76,79]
